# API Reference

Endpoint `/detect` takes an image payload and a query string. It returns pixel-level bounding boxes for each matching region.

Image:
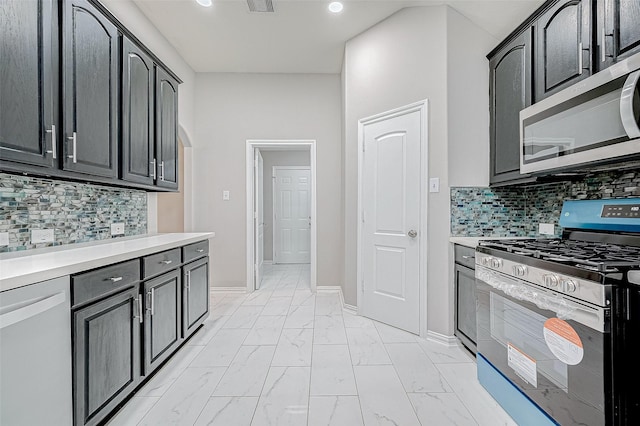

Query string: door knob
[408,230,418,238]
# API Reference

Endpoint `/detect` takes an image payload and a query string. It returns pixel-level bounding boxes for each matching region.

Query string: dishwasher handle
[0,292,66,330]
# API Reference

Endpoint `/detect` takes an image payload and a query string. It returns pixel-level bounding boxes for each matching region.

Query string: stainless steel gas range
[475,198,640,426]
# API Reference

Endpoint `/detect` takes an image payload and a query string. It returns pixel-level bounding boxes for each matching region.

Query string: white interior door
[274,167,311,264]
[361,109,422,334]
[255,150,264,289]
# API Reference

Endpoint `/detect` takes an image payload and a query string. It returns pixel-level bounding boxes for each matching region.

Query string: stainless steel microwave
[520,52,640,174]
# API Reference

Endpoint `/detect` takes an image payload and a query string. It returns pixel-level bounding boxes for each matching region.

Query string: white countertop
[0,233,214,292]
[450,236,533,249]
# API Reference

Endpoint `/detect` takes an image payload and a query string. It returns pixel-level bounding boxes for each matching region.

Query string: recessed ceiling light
[196,0,212,7]
[328,2,343,13]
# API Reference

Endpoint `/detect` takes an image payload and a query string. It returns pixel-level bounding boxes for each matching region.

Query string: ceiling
[129,0,544,74]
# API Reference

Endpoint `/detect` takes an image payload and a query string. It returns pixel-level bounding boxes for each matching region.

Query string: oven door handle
[476,266,607,333]
[620,70,640,139]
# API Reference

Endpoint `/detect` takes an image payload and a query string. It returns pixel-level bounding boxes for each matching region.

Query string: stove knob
[544,274,560,288]
[491,258,503,268]
[563,280,577,293]
[513,265,528,277]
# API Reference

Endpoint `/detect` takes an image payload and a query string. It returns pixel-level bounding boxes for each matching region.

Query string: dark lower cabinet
[155,66,179,190]
[0,0,58,168]
[598,0,640,68]
[122,36,155,186]
[63,0,119,179]
[535,0,592,101]
[183,258,210,338]
[73,286,142,426]
[454,245,477,354]
[489,28,532,186]
[143,269,182,375]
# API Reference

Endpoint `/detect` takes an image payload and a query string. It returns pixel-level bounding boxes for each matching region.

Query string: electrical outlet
[111,223,125,236]
[0,232,9,246]
[429,178,440,193]
[539,223,555,235]
[223,190,230,201]
[31,229,55,243]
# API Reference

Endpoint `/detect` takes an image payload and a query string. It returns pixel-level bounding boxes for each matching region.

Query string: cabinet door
[183,258,209,338]
[73,286,141,426]
[143,269,182,374]
[454,264,477,352]
[489,28,532,185]
[122,37,154,185]
[0,0,58,168]
[155,66,179,190]
[598,0,640,69]
[535,0,591,101]
[63,0,118,178]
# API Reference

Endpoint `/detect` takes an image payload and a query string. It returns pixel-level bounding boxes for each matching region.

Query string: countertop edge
[1,233,214,292]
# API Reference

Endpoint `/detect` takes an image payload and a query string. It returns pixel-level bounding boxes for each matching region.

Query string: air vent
[247,0,274,12]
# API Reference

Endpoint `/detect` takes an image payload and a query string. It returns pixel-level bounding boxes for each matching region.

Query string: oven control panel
[601,204,640,218]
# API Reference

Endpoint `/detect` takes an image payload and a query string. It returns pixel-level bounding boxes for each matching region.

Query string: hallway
[108,264,515,425]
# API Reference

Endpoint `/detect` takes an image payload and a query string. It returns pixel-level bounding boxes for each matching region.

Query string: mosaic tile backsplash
[0,173,147,252]
[451,170,640,237]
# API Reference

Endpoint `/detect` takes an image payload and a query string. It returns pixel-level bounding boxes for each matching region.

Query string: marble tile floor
[108,264,516,426]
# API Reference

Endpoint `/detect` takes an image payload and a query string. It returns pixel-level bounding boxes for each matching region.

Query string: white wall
[343,6,495,336]
[261,150,311,261]
[192,73,343,288]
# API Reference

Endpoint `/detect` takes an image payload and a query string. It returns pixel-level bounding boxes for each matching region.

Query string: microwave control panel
[601,204,640,218]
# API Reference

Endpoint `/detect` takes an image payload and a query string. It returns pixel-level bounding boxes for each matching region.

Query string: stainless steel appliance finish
[520,51,640,174]
[0,276,73,425]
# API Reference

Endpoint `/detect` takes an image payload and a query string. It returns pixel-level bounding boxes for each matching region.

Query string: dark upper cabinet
[143,269,182,375]
[0,0,58,168]
[489,28,533,186]
[122,36,155,186]
[535,0,592,101]
[155,66,179,190]
[73,287,141,426]
[63,0,118,178]
[598,0,640,69]
[183,258,210,338]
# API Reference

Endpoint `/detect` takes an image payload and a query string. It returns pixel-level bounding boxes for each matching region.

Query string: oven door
[520,52,640,175]
[476,266,611,426]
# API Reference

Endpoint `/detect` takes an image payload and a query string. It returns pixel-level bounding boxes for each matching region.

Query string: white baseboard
[210,287,247,293]
[343,304,357,314]
[316,286,358,314]
[426,330,459,347]
[263,261,273,265]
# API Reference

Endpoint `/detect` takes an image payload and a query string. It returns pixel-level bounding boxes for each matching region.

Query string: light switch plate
[223,190,230,201]
[539,223,555,235]
[31,229,55,243]
[111,223,125,236]
[0,232,9,246]
[429,178,440,193]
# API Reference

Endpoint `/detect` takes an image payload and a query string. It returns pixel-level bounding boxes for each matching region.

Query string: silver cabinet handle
[148,288,155,316]
[151,158,157,180]
[621,70,640,139]
[159,161,165,181]
[578,42,583,75]
[186,271,191,293]
[109,276,123,283]
[45,124,57,159]
[161,260,173,265]
[135,297,143,324]
[67,132,77,163]
[408,230,418,238]
[462,255,475,260]
[196,249,204,253]
[601,30,607,62]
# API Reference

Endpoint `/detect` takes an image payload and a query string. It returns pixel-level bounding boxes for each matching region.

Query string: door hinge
[361,279,364,294]
[254,211,258,219]
[361,210,365,223]
[362,142,365,153]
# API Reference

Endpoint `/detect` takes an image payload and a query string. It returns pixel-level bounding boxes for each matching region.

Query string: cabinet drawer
[72,259,140,307]
[182,240,209,263]
[454,245,476,269]
[143,248,181,279]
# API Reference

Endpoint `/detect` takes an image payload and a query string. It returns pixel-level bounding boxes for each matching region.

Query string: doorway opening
[246,140,317,294]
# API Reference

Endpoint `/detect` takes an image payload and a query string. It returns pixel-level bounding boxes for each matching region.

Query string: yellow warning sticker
[543,318,584,365]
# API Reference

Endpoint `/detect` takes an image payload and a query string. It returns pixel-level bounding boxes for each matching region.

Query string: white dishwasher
[0,276,73,425]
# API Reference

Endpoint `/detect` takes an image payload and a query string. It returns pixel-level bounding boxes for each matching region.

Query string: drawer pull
[161,260,173,265]
[109,276,123,283]
[196,249,204,253]
[462,255,475,260]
